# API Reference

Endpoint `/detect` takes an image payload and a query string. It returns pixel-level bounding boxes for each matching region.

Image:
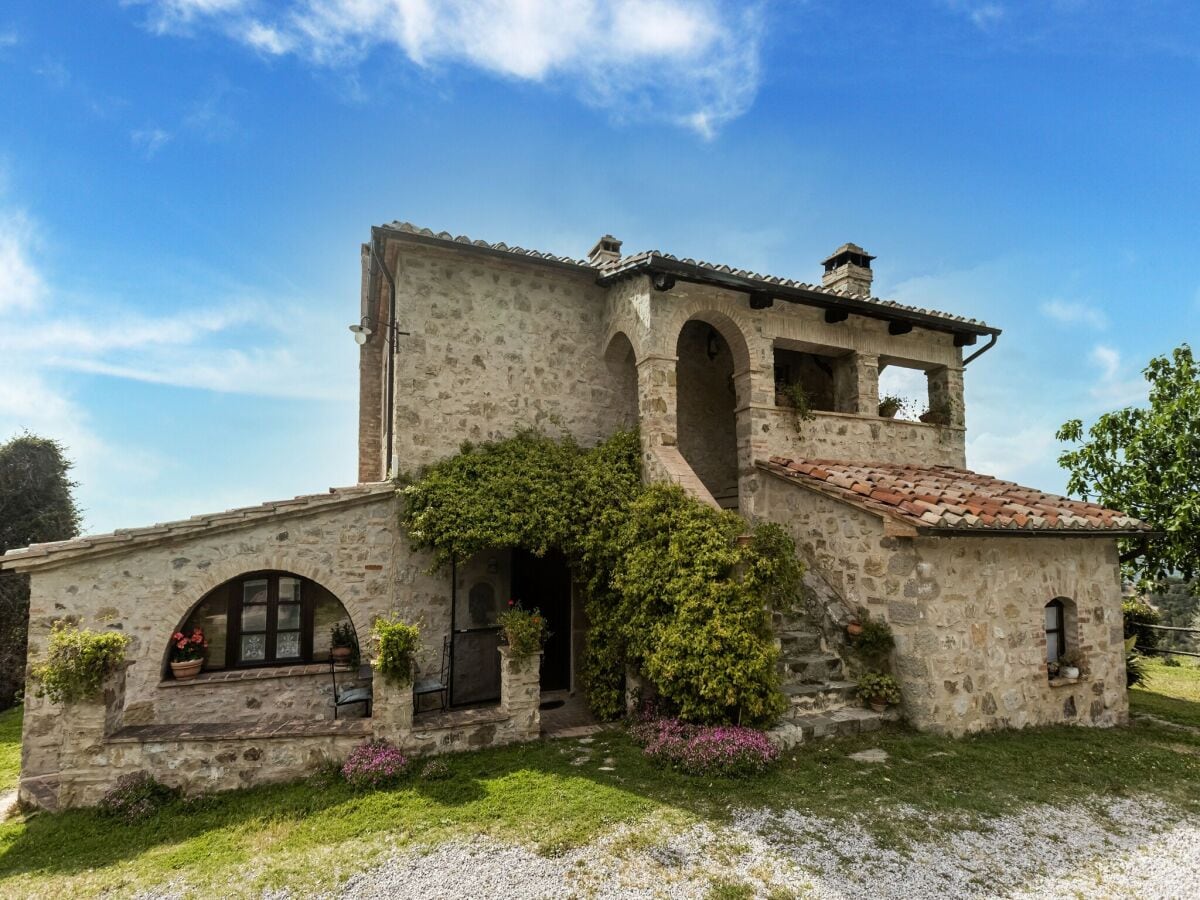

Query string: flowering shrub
[170,627,208,662]
[341,739,409,789]
[631,717,779,777]
[498,601,549,658]
[99,772,180,823]
[31,622,128,704]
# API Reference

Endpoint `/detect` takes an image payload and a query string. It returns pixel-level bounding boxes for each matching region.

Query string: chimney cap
[821,243,875,267]
[588,234,623,265]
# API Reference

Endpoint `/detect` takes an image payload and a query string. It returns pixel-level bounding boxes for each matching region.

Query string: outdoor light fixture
[349,316,411,345]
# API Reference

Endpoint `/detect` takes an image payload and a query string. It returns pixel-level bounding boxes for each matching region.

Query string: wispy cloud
[0,29,20,50]
[1041,299,1108,330]
[131,124,172,158]
[943,0,1006,30]
[130,0,765,138]
[0,209,43,313]
[1088,343,1146,407]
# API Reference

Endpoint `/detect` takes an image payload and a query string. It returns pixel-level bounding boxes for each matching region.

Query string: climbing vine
[400,429,804,725]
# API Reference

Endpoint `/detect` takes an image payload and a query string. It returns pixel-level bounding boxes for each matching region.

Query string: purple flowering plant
[341,739,409,789]
[630,715,779,777]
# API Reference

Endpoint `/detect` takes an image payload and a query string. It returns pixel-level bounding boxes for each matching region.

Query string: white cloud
[1041,299,1108,330]
[1088,344,1146,407]
[131,125,173,158]
[0,29,18,49]
[133,0,765,138]
[0,210,43,313]
[967,425,1057,482]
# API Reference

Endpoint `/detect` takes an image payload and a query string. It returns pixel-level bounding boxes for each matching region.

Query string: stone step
[777,630,822,655]
[769,706,896,749]
[782,679,859,714]
[779,653,844,684]
[772,610,820,630]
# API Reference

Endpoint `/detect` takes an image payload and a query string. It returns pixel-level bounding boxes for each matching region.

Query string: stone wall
[759,410,965,469]
[387,241,624,473]
[758,473,1128,735]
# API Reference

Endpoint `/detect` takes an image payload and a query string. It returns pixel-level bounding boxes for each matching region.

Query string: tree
[1057,344,1200,593]
[0,433,81,709]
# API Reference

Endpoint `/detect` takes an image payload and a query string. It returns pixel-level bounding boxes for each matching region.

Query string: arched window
[174,571,353,671]
[1044,599,1066,663]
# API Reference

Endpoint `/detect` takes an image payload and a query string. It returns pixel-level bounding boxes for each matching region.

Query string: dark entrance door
[511,548,572,692]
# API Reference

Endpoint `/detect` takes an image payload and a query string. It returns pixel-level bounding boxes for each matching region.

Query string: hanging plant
[31,621,128,704]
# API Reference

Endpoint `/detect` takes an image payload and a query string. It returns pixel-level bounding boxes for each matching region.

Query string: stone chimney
[821,243,875,296]
[588,234,623,266]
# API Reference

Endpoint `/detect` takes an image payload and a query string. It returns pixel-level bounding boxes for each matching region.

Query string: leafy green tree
[1057,344,1200,593]
[0,433,82,708]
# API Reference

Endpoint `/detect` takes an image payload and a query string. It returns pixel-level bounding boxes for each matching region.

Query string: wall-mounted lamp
[706,328,721,361]
[348,316,410,346]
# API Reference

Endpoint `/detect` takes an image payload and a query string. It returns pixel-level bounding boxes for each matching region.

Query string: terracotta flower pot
[869,698,888,713]
[847,621,864,637]
[170,658,203,681]
[331,645,353,664]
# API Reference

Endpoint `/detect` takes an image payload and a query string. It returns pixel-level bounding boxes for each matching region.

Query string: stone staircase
[769,606,892,748]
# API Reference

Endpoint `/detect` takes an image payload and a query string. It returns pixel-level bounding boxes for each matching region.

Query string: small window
[1044,599,1065,663]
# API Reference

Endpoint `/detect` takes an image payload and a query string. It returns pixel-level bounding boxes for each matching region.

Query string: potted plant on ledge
[498,599,550,658]
[169,628,208,680]
[878,394,906,419]
[1058,649,1085,680]
[330,621,357,665]
[857,671,901,713]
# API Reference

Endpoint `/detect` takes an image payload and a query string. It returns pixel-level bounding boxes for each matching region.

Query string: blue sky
[0,0,1197,535]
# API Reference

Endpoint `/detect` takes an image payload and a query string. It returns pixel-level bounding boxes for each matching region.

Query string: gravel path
[333,796,1200,899]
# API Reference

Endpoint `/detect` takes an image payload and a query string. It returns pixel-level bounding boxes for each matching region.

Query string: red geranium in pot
[169,628,208,680]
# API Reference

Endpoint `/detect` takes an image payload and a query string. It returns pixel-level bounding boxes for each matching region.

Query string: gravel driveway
[334,795,1200,899]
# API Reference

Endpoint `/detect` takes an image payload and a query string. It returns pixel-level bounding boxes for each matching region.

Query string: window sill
[159,662,368,688]
[1047,674,1088,688]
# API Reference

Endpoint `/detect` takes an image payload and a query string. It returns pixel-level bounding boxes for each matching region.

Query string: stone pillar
[499,647,541,741]
[371,674,413,745]
[927,365,965,428]
[834,352,880,415]
[636,354,677,452]
[20,665,126,811]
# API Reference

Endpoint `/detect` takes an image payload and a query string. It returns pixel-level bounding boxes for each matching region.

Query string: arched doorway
[167,570,357,674]
[603,331,639,430]
[676,319,740,508]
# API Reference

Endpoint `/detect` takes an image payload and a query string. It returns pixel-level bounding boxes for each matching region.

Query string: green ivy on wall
[400,429,803,726]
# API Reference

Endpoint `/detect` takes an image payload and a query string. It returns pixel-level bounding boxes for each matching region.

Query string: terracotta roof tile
[380,221,995,333]
[758,458,1154,535]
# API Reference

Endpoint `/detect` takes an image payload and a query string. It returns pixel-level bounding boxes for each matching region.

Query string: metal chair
[413,635,451,713]
[330,658,372,719]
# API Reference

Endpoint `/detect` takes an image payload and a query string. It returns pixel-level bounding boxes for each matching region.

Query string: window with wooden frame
[1044,599,1066,663]
[175,571,353,671]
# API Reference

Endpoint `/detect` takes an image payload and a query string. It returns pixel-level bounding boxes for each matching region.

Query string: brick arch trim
[672,308,755,375]
[163,555,374,662]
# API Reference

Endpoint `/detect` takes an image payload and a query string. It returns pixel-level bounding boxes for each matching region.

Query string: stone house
[2,222,1151,809]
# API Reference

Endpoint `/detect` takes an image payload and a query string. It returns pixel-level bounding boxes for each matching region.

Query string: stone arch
[675,312,751,509]
[602,330,640,430]
[163,553,374,660]
[672,308,755,378]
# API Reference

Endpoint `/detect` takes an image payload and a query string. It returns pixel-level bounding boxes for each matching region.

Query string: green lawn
[0,672,1198,899]
[0,707,20,795]
[1130,656,1200,728]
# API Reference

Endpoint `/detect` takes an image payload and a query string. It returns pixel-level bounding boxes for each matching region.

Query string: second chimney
[821,243,875,296]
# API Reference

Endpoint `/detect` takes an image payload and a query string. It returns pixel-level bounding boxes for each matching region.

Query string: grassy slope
[0,707,20,795]
[0,671,1197,899]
